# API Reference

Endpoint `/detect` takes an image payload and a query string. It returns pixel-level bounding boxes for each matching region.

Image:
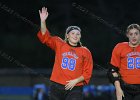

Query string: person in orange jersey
[108,24,140,100]
[37,7,93,100]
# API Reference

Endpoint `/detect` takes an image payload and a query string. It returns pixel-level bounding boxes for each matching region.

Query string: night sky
[0,0,139,69]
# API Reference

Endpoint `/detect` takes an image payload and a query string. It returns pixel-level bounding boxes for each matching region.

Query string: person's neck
[67,41,78,47]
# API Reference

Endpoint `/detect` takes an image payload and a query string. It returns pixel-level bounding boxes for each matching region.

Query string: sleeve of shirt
[82,49,93,84]
[37,29,57,50]
[110,43,121,68]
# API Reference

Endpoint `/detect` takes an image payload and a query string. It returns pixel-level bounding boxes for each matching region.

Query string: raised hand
[39,7,48,22]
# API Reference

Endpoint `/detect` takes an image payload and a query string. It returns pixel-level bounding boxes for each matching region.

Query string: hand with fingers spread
[65,79,78,90]
[39,7,48,34]
[39,7,48,22]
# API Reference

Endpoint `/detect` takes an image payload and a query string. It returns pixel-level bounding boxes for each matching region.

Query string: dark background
[0,0,139,69]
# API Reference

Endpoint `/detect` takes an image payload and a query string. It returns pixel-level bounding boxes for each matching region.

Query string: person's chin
[72,40,78,44]
[132,42,138,45]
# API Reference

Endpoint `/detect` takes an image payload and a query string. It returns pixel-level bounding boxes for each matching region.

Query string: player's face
[127,28,140,46]
[66,30,81,46]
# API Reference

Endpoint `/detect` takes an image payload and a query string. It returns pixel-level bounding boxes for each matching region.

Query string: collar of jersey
[67,41,81,47]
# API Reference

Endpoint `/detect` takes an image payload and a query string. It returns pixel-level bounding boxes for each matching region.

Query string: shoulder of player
[52,36,65,43]
[80,46,92,54]
[113,42,128,52]
[115,42,128,47]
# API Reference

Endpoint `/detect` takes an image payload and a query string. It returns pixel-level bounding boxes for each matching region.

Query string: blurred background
[0,0,140,100]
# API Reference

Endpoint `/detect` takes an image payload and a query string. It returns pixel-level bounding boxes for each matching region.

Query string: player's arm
[108,44,124,100]
[82,50,93,85]
[107,64,124,100]
[108,43,122,84]
[114,81,124,100]
[37,7,51,40]
[39,7,48,35]
[107,64,120,84]
[37,7,58,50]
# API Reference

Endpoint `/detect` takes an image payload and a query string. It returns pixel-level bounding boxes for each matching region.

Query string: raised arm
[39,7,49,35]
[37,7,57,50]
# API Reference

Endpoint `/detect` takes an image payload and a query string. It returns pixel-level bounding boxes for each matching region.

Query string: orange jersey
[111,42,140,84]
[37,30,93,86]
